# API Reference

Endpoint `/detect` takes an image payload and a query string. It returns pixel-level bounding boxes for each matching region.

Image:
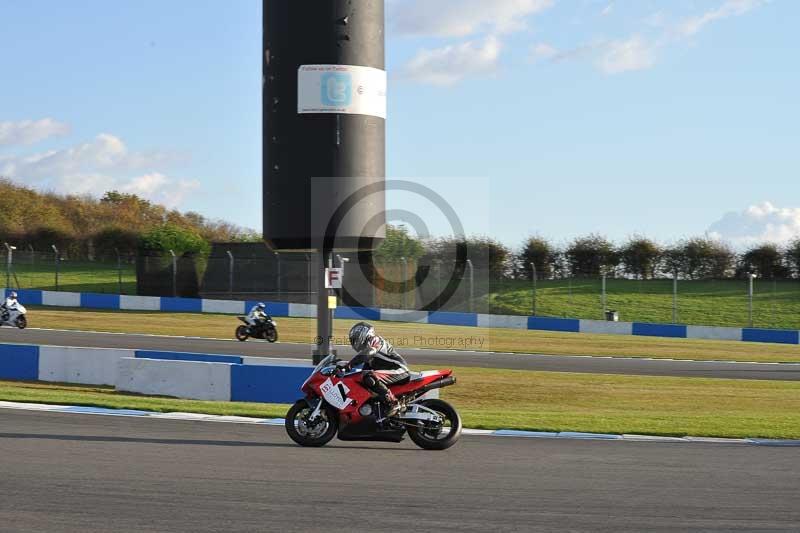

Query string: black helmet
[348,321,375,352]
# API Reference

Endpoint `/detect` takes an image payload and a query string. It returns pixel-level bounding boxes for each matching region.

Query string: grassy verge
[487,278,800,329]
[10,261,136,294]
[25,306,800,363]
[3,368,800,439]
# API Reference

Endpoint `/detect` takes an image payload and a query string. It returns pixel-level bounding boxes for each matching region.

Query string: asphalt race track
[1,327,800,380]
[0,408,798,532]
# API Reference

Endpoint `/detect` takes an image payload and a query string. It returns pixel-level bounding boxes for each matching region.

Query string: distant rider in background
[1,291,19,320]
[246,302,269,326]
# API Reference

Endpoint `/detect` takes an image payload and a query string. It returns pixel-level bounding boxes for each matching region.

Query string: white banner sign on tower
[298,64,387,119]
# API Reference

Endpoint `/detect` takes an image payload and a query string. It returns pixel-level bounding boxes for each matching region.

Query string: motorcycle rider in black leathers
[347,321,410,417]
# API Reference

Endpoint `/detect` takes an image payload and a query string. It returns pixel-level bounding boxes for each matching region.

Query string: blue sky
[1,0,797,249]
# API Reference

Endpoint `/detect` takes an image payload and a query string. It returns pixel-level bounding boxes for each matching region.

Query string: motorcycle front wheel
[266,328,278,343]
[406,399,462,450]
[285,400,338,447]
[15,316,27,330]
[235,325,249,342]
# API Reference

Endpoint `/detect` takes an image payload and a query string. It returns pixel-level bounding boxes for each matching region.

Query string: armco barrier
[742,328,799,345]
[117,357,233,401]
[230,364,310,403]
[39,346,133,386]
[0,344,39,380]
[632,323,688,339]
[135,350,243,365]
[0,341,312,404]
[4,288,800,346]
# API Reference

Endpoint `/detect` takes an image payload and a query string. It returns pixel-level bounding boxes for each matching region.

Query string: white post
[168,250,177,297]
[748,273,756,327]
[400,257,408,310]
[672,269,678,324]
[466,259,474,313]
[530,262,537,316]
[226,250,234,297]
[51,244,59,291]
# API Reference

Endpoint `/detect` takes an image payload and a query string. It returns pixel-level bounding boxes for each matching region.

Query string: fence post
[400,257,407,309]
[169,250,177,297]
[466,259,474,313]
[51,244,60,291]
[305,253,312,304]
[226,250,234,297]
[748,273,755,327]
[672,269,678,324]
[274,251,281,301]
[436,259,442,311]
[4,243,15,289]
[601,273,607,317]
[530,262,537,316]
[115,248,123,294]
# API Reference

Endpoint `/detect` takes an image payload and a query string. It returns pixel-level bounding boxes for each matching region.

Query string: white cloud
[389,0,554,38]
[121,172,200,209]
[532,36,655,75]
[530,42,558,62]
[676,0,768,37]
[595,36,656,74]
[0,118,70,146]
[0,134,196,207]
[400,36,503,86]
[708,202,800,246]
[601,3,614,17]
[0,133,179,181]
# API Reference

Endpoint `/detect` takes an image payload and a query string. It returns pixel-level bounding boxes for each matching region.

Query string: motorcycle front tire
[266,328,278,343]
[235,325,249,342]
[285,400,338,447]
[15,316,26,330]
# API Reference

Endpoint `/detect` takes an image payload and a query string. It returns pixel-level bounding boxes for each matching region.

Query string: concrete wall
[38,346,133,386]
[116,357,232,401]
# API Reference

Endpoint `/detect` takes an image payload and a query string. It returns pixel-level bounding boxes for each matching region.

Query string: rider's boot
[381,390,400,418]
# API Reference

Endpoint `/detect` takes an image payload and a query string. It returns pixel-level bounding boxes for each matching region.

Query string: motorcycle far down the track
[285,354,462,450]
[0,302,27,329]
[234,315,278,343]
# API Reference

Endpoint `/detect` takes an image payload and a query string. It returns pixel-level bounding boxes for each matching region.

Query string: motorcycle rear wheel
[285,400,338,447]
[235,325,249,342]
[15,316,27,330]
[406,399,462,450]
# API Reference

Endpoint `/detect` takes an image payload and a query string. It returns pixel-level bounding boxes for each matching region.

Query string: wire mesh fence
[3,246,800,329]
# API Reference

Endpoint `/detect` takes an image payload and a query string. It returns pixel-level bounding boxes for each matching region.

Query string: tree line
[375,227,800,281]
[0,179,259,259]
[519,235,800,280]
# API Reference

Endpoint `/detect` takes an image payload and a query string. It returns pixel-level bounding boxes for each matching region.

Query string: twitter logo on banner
[322,72,352,106]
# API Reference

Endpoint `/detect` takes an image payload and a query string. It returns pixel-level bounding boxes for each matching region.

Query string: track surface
[2,327,800,380]
[0,409,798,532]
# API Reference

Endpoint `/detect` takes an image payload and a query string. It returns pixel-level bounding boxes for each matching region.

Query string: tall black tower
[263,0,386,251]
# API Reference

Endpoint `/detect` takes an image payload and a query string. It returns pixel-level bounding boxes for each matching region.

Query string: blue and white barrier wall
[4,288,800,345]
[0,342,312,404]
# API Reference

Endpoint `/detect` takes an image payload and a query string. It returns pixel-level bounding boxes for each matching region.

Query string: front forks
[307,398,324,422]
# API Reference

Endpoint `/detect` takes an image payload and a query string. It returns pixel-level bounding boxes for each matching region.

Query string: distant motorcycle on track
[235,315,278,343]
[0,302,27,329]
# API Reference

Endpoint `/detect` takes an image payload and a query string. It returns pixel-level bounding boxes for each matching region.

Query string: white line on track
[1,401,798,446]
[12,327,800,366]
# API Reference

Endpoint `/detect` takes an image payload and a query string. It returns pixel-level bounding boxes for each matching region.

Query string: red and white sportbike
[285,354,461,450]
